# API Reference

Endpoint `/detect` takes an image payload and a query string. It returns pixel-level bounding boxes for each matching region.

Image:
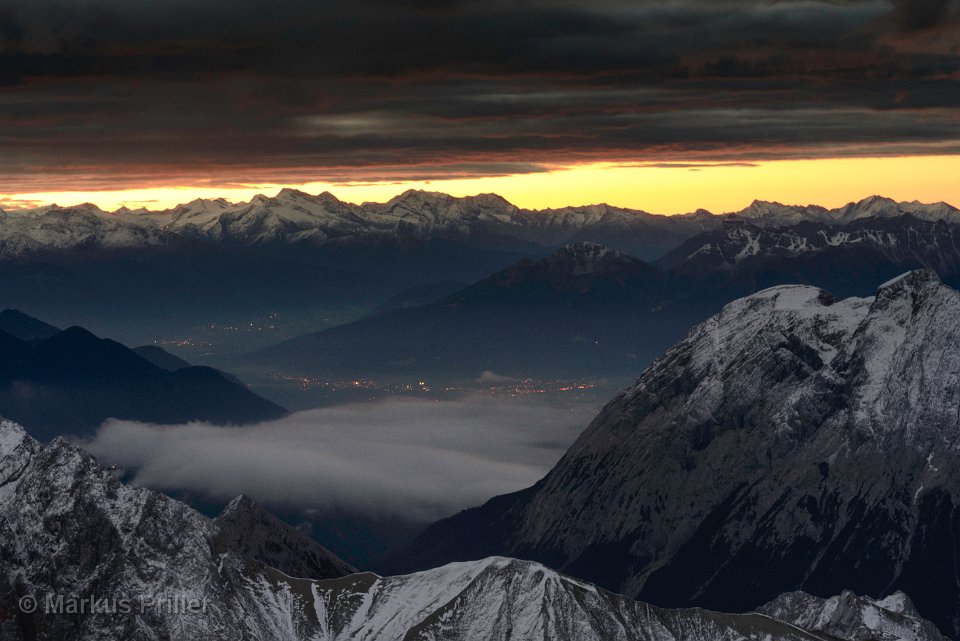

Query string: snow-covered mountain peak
[866,270,949,345]
[876,268,942,298]
[759,590,946,641]
[552,241,626,274]
[1,414,953,640]
[221,493,256,515]
[385,188,450,208]
[494,242,658,285]
[738,283,838,312]
[735,199,829,225]
[833,195,960,223]
[409,270,960,637]
[313,555,832,641]
[2,190,959,259]
[0,418,28,459]
[274,187,312,200]
[0,419,30,488]
[213,493,356,580]
[875,591,916,615]
[860,194,898,207]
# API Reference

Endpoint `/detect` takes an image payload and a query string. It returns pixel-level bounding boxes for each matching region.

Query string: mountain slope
[0,419,352,641]
[242,243,684,380]
[0,419,947,641]
[660,215,960,280]
[401,270,960,637]
[213,494,356,581]
[247,210,960,387]
[758,591,947,641]
[0,310,60,342]
[0,326,285,438]
[132,345,192,371]
[309,557,822,641]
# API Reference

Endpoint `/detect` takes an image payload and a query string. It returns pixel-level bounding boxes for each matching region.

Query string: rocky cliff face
[758,590,948,641]
[0,419,351,640]
[660,215,960,276]
[0,417,948,640]
[213,494,356,581]
[404,270,960,637]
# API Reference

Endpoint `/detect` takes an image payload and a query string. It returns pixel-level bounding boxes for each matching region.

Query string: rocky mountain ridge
[0,418,947,640]
[660,214,960,273]
[401,270,960,637]
[2,191,956,260]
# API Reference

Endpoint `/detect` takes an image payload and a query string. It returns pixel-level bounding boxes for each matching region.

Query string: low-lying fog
[85,395,599,521]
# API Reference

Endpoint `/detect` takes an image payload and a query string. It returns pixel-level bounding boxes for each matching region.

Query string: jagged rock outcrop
[213,494,355,581]
[758,590,948,641]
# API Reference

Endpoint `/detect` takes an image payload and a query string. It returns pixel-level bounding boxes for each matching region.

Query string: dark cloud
[82,396,598,521]
[892,0,955,30]
[0,0,957,190]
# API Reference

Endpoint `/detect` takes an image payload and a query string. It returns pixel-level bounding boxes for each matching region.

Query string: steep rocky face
[2,418,933,641]
[659,216,960,276]
[213,495,356,581]
[758,591,948,641]
[404,270,960,637]
[0,420,343,640]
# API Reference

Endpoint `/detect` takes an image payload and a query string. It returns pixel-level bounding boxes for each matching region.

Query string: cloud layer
[0,1,958,191]
[83,395,597,521]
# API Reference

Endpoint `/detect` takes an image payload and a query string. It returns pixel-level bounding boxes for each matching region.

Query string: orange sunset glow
[4,156,959,214]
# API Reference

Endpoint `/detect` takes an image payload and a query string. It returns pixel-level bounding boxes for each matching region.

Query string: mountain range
[0,311,284,438]
[398,270,960,637]
[241,210,960,389]
[242,242,684,383]
[0,418,946,641]
[2,191,958,352]
[4,191,958,259]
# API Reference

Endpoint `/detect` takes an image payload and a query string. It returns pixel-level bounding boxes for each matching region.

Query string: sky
[83,396,598,521]
[1,0,959,212]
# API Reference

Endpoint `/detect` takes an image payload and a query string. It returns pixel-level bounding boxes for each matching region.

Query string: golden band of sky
[2,156,958,214]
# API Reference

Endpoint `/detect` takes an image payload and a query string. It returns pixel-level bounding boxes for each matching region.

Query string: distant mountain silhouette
[246,214,960,387]
[133,345,192,371]
[0,324,285,439]
[374,280,468,312]
[0,309,60,341]
[243,243,685,380]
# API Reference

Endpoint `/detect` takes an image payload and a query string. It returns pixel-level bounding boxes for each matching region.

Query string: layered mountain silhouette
[0,312,284,438]
[0,309,59,342]
[132,345,193,371]
[658,214,960,297]
[242,243,686,380]
[244,213,960,386]
[1,192,958,350]
[398,271,960,637]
